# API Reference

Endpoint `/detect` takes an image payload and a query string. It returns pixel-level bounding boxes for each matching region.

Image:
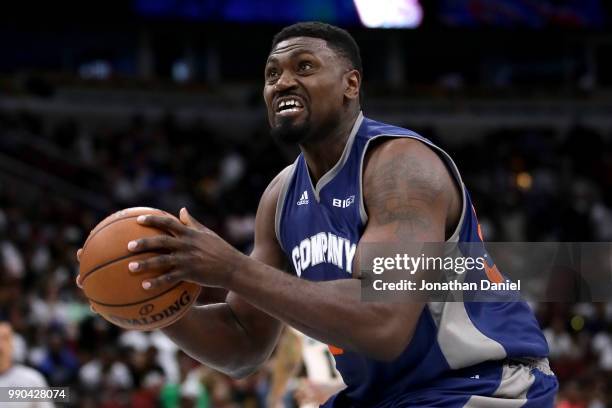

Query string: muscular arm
[224,138,461,360]
[132,138,460,366]
[160,169,290,378]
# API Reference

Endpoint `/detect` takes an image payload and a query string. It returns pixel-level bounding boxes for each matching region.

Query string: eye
[298,61,314,72]
[265,67,279,81]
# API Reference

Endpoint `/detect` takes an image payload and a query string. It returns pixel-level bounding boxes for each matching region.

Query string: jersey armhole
[358,135,467,243]
[274,162,298,252]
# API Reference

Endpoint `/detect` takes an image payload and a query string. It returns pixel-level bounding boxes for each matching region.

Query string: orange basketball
[79,207,201,330]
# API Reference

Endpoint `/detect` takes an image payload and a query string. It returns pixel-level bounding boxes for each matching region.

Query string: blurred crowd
[0,107,611,407]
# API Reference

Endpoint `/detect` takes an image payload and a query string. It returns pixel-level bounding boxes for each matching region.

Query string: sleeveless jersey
[275,112,549,406]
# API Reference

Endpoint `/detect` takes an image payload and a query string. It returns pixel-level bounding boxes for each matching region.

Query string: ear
[344,69,361,101]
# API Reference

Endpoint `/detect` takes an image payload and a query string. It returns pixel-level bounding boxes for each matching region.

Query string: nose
[274,70,298,92]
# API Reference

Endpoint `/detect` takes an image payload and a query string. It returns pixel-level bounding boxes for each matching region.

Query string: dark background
[0,1,611,407]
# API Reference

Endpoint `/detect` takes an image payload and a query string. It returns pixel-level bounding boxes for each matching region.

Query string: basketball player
[0,322,54,408]
[77,22,558,406]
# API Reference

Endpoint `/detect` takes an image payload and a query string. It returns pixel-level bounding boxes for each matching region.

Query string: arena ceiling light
[353,0,423,28]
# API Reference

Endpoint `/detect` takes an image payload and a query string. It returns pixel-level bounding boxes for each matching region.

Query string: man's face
[263,37,351,144]
[0,323,13,370]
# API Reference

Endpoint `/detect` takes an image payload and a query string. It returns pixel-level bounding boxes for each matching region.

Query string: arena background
[1,1,611,406]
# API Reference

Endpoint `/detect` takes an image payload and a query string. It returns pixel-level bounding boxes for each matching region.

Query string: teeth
[277,98,303,111]
[279,107,301,114]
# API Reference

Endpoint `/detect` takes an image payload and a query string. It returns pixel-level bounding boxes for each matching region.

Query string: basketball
[78,207,201,331]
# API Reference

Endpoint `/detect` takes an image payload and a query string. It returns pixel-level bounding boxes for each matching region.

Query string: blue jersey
[274,113,552,407]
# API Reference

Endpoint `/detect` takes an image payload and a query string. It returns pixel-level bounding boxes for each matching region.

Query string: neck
[300,109,360,184]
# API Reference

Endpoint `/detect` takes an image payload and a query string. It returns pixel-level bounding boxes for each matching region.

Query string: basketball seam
[82,215,141,251]
[88,281,185,307]
[80,252,142,282]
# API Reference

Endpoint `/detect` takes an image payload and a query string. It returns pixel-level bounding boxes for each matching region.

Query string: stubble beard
[270,114,312,145]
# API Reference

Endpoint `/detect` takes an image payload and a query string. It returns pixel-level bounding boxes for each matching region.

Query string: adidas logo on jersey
[297,190,309,206]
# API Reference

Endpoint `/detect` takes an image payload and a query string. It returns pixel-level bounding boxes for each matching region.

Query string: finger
[179,207,206,230]
[128,254,177,273]
[127,235,186,253]
[90,304,97,314]
[76,275,83,289]
[137,215,188,235]
[142,270,186,290]
[76,248,82,263]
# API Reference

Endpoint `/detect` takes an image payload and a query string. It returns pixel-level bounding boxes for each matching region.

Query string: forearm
[229,256,418,360]
[162,302,268,378]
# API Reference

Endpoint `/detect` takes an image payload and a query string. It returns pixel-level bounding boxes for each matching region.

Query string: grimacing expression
[263,37,355,144]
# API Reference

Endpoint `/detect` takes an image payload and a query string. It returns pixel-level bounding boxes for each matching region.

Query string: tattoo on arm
[364,144,447,240]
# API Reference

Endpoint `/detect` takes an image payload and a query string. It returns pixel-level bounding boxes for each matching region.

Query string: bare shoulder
[253,164,295,266]
[363,137,450,188]
[362,137,460,238]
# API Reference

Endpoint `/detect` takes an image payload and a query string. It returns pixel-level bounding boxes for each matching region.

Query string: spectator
[0,321,54,408]
[36,326,79,387]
